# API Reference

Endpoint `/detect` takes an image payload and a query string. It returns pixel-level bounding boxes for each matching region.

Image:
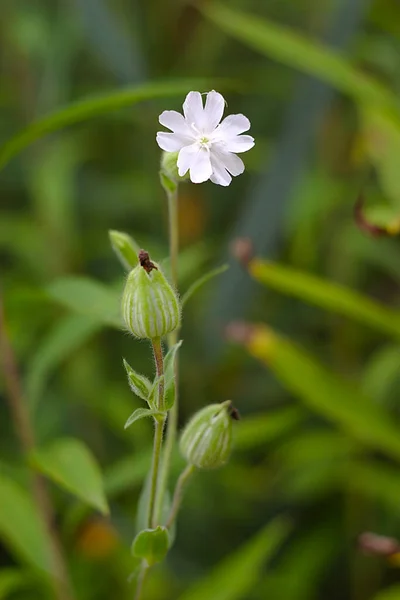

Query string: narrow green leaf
[181,264,229,307]
[31,438,109,515]
[47,276,121,328]
[362,108,400,211]
[243,326,400,461]
[362,344,400,403]
[123,359,152,402]
[124,408,165,429]
[132,526,170,566]
[178,518,290,600]
[202,4,398,114]
[0,474,52,573]
[26,314,100,412]
[248,258,400,339]
[164,340,183,410]
[0,79,222,170]
[235,406,305,451]
[109,230,140,271]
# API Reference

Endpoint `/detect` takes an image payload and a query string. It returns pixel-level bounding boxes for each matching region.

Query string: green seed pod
[122,250,180,339]
[180,401,234,470]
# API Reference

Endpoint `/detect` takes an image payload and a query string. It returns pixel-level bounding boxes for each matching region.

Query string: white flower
[156,90,255,186]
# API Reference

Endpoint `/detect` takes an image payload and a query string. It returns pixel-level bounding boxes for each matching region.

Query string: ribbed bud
[179,401,234,469]
[122,250,180,339]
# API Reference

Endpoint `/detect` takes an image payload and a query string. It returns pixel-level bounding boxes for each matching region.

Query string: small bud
[180,401,234,469]
[122,250,181,339]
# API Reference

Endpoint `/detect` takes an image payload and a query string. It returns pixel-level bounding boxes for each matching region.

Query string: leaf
[109,230,140,271]
[177,518,290,600]
[26,314,101,412]
[260,521,339,600]
[104,451,151,497]
[31,438,109,515]
[132,526,170,566]
[362,108,400,211]
[248,258,400,339]
[124,408,165,429]
[240,325,400,461]
[123,359,152,402]
[348,460,400,513]
[362,344,400,403]
[0,79,222,170]
[202,4,398,114]
[163,340,183,410]
[235,406,305,451]
[47,276,121,328]
[181,264,229,307]
[0,568,38,599]
[0,474,52,573]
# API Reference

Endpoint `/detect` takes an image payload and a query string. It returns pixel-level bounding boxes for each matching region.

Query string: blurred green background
[3,0,400,598]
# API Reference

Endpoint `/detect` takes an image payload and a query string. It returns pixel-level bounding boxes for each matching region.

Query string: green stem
[166,464,195,529]
[147,338,165,529]
[134,563,148,600]
[155,188,180,522]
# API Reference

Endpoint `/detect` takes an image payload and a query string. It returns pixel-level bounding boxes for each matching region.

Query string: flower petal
[223,135,255,153]
[191,149,213,183]
[177,143,198,176]
[156,132,189,152]
[210,151,232,186]
[183,92,204,127]
[159,110,192,137]
[214,114,251,138]
[218,150,245,176]
[178,144,212,183]
[203,91,225,131]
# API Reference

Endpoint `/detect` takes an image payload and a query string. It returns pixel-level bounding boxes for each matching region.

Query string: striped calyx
[122,250,180,339]
[179,401,234,470]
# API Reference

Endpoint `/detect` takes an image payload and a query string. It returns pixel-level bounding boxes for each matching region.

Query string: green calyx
[180,401,234,470]
[122,250,181,340]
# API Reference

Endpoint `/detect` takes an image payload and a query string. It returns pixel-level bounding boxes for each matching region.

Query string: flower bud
[122,250,180,339]
[179,401,234,469]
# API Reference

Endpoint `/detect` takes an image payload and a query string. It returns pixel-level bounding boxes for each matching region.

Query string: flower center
[199,136,212,149]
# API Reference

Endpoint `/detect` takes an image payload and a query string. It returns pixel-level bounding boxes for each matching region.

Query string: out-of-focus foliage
[3,0,400,599]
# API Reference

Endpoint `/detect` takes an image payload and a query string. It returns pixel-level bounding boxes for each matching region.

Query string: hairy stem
[155,188,180,522]
[0,295,75,600]
[148,338,165,529]
[166,464,195,529]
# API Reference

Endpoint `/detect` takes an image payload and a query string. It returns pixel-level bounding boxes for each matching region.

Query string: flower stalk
[147,338,166,529]
[154,186,180,524]
[166,464,195,529]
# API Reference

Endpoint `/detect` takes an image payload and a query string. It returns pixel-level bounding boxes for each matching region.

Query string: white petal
[190,148,213,183]
[217,150,245,176]
[223,135,255,153]
[178,144,212,183]
[203,91,225,131]
[210,151,232,186]
[156,132,188,152]
[159,110,192,137]
[183,92,204,128]
[177,143,198,176]
[214,114,251,138]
